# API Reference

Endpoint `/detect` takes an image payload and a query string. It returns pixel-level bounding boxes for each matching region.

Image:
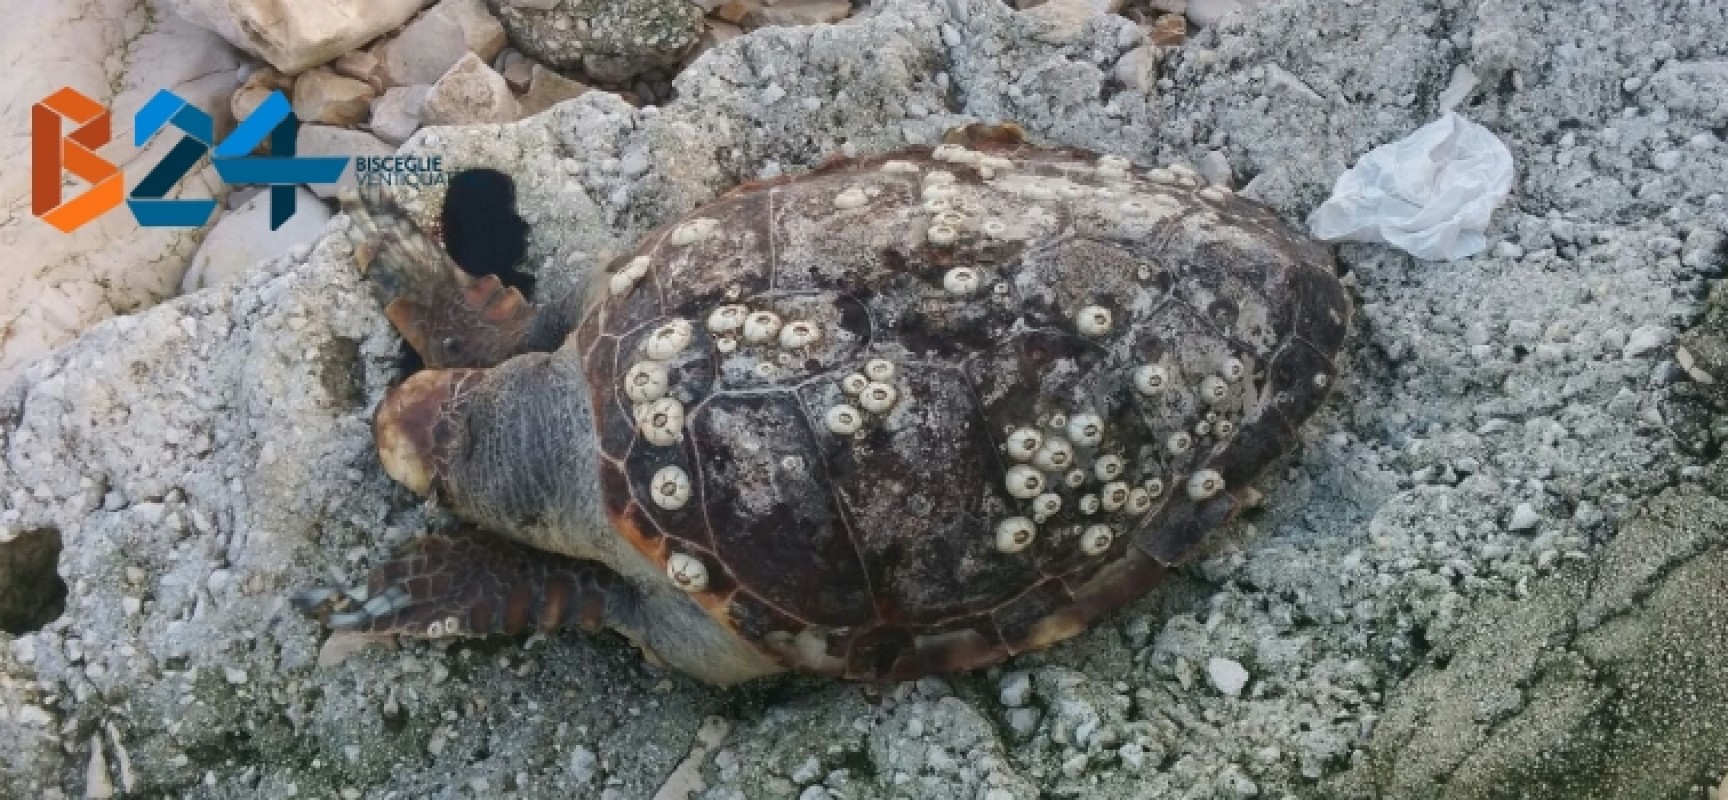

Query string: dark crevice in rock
[0,528,68,635]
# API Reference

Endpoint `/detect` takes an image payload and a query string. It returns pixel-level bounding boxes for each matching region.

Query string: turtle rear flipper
[342,188,540,369]
[292,527,638,639]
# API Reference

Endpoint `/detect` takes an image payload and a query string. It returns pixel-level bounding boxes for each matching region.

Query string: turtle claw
[343,188,539,370]
[293,527,637,642]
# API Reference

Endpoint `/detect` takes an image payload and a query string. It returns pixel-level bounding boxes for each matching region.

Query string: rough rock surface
[165,0,427,74]
[178,189,333,292]
[3,0,1727,797]
[486,0,707,82]
[378,0,511,88]
[0,0,241,390]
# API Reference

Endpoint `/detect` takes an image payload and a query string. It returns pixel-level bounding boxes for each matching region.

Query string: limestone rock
[378,0,510,88]
[332,50,384,91]
[369,85,431,145]
[484,0,705,82]
[518,65,589,117]
[291,67,377,126]
[0,0,242,387]
[231,66,292,120]
[421,52,520,125]
[740,0,854,30]
[179,188,332,292]
[294,126,395,199]
[164,0,427,74]
[496,48,535,92]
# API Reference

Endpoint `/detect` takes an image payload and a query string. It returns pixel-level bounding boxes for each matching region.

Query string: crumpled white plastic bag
[1307,112,1514,261]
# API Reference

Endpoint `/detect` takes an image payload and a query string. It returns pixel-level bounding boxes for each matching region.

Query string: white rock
[1206,657,1249,697]
[1622,325,1672,359]
[999,671,1032,707]
[1507,503,1541,531]
[1187,0,1260,26]
[569,745,598,783]
[180,189,332,293]
[1113,45,1160,94]
[378,0,509,87]
[422,52,521,126]
[165,0,427,74]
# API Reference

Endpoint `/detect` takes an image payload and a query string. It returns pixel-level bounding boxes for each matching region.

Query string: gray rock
[378,0,510,88]
[484,0,705,82]
[369,85,431,145]
[295,126,396,199]
[519,65,590,117]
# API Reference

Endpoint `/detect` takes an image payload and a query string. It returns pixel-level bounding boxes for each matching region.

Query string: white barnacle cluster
[824,357,905,436]
[933,143,1016,179]
[920,170,972,247]
[624,319,697,450]
[702,301,827,376]
[1146,163,1202,188]
[1096,153,1133,182]
[988,344,1257,557]
[989,409,1162,557]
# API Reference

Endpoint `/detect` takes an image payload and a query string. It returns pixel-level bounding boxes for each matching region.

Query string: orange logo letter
[32,88,123,233]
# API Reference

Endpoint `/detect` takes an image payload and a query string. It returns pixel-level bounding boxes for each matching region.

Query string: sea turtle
[295,124,1350,686]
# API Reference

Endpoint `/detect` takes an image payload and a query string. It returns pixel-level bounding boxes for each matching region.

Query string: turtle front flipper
[342,188,539,369]
[292,527,638,639]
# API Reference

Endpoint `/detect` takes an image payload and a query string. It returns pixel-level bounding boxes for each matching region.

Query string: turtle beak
[373,369,480,497]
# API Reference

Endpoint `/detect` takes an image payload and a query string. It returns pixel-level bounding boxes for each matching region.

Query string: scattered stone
[518,65,590,116]
[999,671,1032,707]
[485,0,706,82]
[179,188,333,292]
[1623,325,1673,359]
[85,736,113,799]
[1113,44,1160,93]
[1148,13,1187,46]
[369,85,431,145]
[165,0,427,74]
[741,0,855,30]
[232,66,292,121]
[291,68,377,127]
[333,51,384,91]
[1206,657,1249,697]
[295,126,395,198]
[379,0,509,88]
[1186,0,1258,26]
[422,52,521,125]
[569,745,598,783]
[1507,503,1541,532]
[496,49,535,92]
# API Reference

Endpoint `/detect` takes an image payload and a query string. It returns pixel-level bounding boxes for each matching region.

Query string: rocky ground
[3,0,1728,798]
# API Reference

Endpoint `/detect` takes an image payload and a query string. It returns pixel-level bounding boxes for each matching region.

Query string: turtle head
[373,368,481,497]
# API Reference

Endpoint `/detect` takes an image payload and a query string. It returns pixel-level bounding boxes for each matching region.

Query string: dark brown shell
[571,135,1349,680]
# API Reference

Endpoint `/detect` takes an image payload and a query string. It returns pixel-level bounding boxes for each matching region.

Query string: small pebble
[1508,503,1541,531]
[1206,657,1249,697]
